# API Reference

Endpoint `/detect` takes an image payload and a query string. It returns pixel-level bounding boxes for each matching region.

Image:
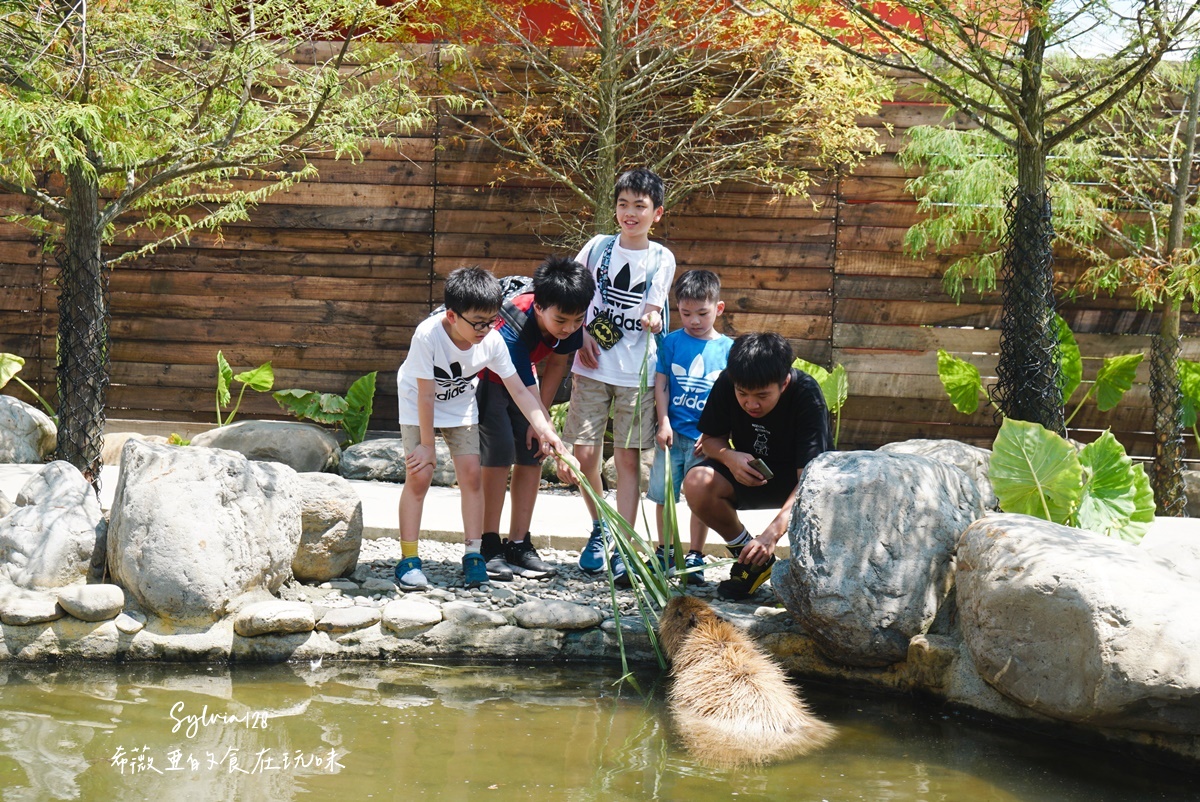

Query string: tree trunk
[55,162,110,484]
[991,16,1064,433]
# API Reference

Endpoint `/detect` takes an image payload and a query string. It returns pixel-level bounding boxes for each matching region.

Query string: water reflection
[0,662,1192,801]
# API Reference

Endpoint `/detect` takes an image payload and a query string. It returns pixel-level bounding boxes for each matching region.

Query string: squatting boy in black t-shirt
[684,333,831,600]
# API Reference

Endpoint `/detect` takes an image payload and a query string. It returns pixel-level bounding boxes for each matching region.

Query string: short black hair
[726,333,793,390]
[614,166,665,209]
[675,269,721,304]
[533,255,595,316]
[444,266,501,314]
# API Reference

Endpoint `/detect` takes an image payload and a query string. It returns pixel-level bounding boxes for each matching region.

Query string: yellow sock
[401,540,419,559]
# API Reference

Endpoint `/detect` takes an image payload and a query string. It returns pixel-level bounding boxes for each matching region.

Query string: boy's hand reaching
[578,331,600,369]
[725,450,768,487]
[656,419,674,450]
[405,442,436,474]
[641,309,662,333]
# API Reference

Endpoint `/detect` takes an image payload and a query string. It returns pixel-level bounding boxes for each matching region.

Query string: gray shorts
[477,380,543,468]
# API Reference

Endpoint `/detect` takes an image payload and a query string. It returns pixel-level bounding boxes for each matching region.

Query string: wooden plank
[838,201,925,229]
[836,299,1002,327]
[121,249,432,279]
[716,312,830,339]
[721,288,832,315]
[113,228,432,256]
[110,294,430,326]
[228,205,432,232]
[229,180,434,207]
[857,101,975,130]
[0,264,45,288]
[662,216,836,245]
[110,270,429,300]
[834,323,999,353]
[836,275,978,304]
[110,316,414,349]
[110,341,405,373]
[836,249,953,279]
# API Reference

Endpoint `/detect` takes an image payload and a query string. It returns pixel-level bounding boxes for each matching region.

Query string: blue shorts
[647,433,704,505]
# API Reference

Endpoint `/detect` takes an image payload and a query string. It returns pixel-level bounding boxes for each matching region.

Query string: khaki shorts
[401,423,480,457]
[563,374,655,449]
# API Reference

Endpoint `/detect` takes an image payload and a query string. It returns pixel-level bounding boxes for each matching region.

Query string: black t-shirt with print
[697,367,831,489]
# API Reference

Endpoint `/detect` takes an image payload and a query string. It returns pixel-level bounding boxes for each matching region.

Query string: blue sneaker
[684,550,707,586]
[462,552,489,589]
[610,549,631,588]
[395,556,429,592]
[578,525,609,573]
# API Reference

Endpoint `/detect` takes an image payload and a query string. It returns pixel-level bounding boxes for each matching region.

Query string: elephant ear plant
[792,358,848,447]
[0,353,56,420]
[273,372,378,446]
[215,351,274,426]
[990,419,1155,543]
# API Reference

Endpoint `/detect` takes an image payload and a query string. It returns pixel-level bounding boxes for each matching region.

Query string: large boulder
[340,438,406,483]
[292,472,363,582]
[0,395,56,464]
[190,420,340,473]
[602,449,655,493]
[957,513,1200,733]
[107,439,302,622]
[775,450,985,667]
[877,438,996,509]
[0,461,106,589]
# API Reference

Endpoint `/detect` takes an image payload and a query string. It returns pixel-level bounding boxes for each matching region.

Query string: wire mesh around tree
[990,189,1065,434]
[1150,331,1188,516]
[53,245,110,488]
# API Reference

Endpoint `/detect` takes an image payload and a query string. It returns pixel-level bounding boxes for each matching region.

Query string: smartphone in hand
[747,458,774,481]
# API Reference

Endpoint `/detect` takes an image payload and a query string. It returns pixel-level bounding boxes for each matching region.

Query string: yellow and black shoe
[717,555,776,601]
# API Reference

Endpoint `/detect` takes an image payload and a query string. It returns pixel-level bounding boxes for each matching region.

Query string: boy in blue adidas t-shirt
[647,270,732,586]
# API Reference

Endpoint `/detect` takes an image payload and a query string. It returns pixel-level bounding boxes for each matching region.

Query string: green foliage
[989,419,1153,542]
[1177,358,1200,445]
[0,0,430,259]
[215,351,274,427]
[273,372,378,445]
[0,352,56,420]
[792,358,848,447]
[936,316,1142,428]
[549,402,570,434]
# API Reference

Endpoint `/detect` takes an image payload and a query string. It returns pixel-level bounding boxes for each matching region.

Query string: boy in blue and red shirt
[477,255,596,579]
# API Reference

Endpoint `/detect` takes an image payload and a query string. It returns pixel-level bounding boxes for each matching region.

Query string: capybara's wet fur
[659,595,835,768]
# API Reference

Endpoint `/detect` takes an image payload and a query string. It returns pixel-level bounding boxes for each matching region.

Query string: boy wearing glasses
[395,266,569,591]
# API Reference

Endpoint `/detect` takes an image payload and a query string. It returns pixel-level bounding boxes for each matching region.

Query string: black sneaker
[505,535,558,579]
[480,532,513,582]
[717,555,776,600]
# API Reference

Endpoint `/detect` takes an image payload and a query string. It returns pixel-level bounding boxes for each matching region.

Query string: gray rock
[441,601,506,628]
[115,611,146,634]
[957,513,1200,733]
[776,450,985,667]
[0,461,106,589]
[0,490,12,519]
[1184,470,1200,518]
[100,432,171,466]
[316,606,381,633]
[233,600,316,637]
[56,584,125,622]
[381,597,442,636]
[322,578,359,591]
[190,420,341,473]
[108,440,302,622]
[1140,519,1200,582]
[0,395,56,464]
[431,439,457,487]
[878,438,997,509]
[292,473,363,582]
[0,589,63,625]
[362,577,397,594]
[339,439,406,483]
[513,599,603,630]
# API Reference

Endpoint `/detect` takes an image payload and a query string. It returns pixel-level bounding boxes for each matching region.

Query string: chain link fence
[1150,332,1188,516]
[52,245,110,487]
[991,190,1065,434]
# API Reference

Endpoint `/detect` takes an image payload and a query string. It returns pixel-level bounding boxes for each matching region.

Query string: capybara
[658,594,835,768]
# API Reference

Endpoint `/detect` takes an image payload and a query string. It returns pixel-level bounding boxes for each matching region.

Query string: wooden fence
[2,63,1197,457]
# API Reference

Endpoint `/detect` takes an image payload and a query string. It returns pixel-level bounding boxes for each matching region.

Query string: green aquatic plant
[989,419,1154,543]
[792,357,847,447]
[937,314,1143,428]
[273,372,378,446]
[0,353,56,420]
[215,351,274,427]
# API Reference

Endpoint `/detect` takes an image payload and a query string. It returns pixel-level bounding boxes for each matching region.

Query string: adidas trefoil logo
[433,361,475,401]
[604,262,647,310]
[671,354,722,409]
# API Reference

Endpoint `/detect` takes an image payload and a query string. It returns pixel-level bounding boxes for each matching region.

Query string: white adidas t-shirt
[572,234,676,388]
[397,312,516,427]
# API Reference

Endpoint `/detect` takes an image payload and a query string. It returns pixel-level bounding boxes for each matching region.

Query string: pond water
[0,661,1193,802]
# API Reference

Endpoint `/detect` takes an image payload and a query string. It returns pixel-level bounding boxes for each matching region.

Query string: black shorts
[693,458,796,510]
[478,379,543,468]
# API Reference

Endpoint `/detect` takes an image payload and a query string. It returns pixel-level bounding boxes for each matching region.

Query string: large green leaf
[793,358,830,385]
[937,349,985,414]
[1076,431,1137,537]
[1094,353,1143,412]
[342,372,378,445]
[826,364,849,415]
[1179,358,1200,427]
[234,362,274,392]
[990,418,1083,524]
[1054,314,1083,403]
[0,353,25,389]
[1121,464,1156,544]
[216,351,233,409]
[273,389,347,424]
